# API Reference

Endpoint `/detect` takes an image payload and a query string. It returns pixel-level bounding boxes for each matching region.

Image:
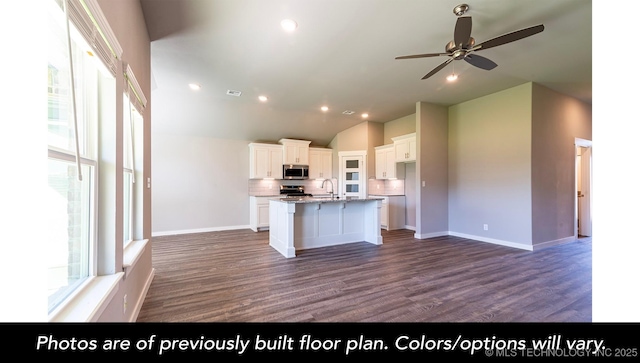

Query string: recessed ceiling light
[321,106,329,112]
[446,73,458,82]
[281,19,298,32]
[361,113,369,119]
[258,95,268,102]
[189,83,201,90]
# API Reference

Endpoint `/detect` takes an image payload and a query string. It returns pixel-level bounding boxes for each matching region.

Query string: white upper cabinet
[375,144,397,179]
[280,139,311,165]
[309,147,333,179]
[249,143,283,179]
[392,132,416,162]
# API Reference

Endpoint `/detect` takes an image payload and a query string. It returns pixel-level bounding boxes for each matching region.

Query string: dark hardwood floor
[136,229,592,322]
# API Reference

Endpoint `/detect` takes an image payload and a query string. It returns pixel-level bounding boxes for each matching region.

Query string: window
[47,0,116,314]
[123,93,143,246]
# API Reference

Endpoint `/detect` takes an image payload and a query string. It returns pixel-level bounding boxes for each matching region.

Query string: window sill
[48,272,123,322]
[123,239,149,278]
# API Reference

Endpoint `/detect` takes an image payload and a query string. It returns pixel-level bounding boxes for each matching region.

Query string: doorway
[338,151,367,199]
[575,138,592,237]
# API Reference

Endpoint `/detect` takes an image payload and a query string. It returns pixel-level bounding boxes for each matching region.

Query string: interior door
[579,146,592,236]
[340,153,365,199]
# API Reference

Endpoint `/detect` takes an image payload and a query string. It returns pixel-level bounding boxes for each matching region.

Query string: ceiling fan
[395,4,544,80]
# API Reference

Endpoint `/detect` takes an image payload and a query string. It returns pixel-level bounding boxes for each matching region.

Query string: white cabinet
[280,139,311,165]
[392,133,416,162]
[375,195,406,230]
[249,143,283,179]
[375,144,398,179]
[250,196,273,231]
[309,147,333,179]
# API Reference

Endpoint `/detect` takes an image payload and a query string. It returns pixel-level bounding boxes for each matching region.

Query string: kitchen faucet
[321,179,334,199]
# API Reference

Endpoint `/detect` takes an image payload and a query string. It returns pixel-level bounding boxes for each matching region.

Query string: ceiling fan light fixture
[446,73,458,82]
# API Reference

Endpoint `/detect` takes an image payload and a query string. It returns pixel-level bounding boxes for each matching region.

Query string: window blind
[62,0,122,76]
[124,63,147,114]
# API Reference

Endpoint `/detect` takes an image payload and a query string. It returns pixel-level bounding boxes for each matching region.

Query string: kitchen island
[269,196,384,258]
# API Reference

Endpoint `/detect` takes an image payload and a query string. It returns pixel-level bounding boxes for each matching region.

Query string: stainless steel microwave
[283,164,309,180]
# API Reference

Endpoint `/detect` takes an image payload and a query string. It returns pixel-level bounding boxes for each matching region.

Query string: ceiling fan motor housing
[446,37,475,54]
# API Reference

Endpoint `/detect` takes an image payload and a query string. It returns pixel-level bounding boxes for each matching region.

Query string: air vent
[226,90,242,97]
[342,110,355,115]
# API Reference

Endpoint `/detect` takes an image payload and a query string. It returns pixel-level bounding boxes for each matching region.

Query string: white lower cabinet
[375,195,406,230]
[250,196,274,232]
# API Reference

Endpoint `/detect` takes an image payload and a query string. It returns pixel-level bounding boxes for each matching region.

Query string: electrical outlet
[483,224,488,231]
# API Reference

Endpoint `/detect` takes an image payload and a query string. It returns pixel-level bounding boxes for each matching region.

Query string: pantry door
[338,151,367,199]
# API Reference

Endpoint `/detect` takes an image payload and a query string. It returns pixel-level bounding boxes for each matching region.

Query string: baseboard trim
[448,231,533,251]
[404,225,416,231]
[532,236,576,250]
[152,225,251,237]
[414,231,449,239]
[129,267,155,323]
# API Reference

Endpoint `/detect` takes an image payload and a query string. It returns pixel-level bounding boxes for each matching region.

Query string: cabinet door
[297,145,309,165]
[283,144,309,164]
[252,147,270,179]
[395,140,409,162]
[250,144,282,179]
[320,151,332,179]
[257,203,270,228]
[376,146,396,179]
[408,137,416,161]
[283,145,297,164]
[269,148,283,179]
[309,149,333,179]
[375,149,386,179]
[384,148,397,179]
[309,151,322,179]
[393,133,416,162]
[380,199,389,228]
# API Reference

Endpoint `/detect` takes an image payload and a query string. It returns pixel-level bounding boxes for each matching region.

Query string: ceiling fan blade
[422,58,453,80]
[454,16,472,48]
[463,54,497,70]
[475,24,544,51]
[395,53,448,60]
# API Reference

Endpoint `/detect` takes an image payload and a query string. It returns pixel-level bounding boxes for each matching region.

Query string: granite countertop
[273,196,384,204]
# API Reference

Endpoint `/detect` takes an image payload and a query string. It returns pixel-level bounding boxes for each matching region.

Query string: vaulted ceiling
[140,0,592,146]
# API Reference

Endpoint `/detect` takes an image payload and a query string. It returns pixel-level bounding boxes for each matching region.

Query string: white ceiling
[139,0,592,146]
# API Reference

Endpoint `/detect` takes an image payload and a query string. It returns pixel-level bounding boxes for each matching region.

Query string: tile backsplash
[249,178,404,196]
[248,178,339,196]
[368,178,405,196]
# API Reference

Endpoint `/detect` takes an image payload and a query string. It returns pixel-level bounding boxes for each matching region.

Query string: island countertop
[274,196,384,204]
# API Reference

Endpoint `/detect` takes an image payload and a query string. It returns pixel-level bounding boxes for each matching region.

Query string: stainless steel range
[280,185,312,198]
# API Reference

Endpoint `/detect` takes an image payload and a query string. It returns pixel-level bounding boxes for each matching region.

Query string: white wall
[531,83,592,245]
[152,134,250,235]
[448,83,533,247]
